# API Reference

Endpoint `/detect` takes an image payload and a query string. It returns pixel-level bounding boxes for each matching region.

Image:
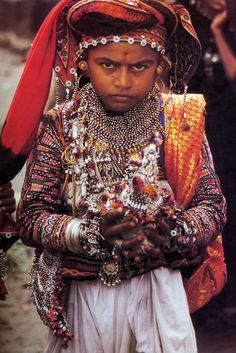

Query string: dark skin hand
[0,182,16,225]
[101,208,168,266]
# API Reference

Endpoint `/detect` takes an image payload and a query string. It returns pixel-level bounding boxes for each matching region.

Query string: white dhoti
[44,267,197,353]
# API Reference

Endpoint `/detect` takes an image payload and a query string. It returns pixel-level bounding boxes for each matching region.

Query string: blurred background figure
[211,1,236,92]
[227,0,236,40]
[0,182,17,301]
[177,0,236,321]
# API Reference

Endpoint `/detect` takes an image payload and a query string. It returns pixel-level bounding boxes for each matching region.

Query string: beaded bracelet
[0,249,7,282]
[160,207,198,255]
[79,217,111,259]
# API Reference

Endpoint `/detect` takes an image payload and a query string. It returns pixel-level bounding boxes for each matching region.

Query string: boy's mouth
[111,94,133,99]
[103,95,137,113]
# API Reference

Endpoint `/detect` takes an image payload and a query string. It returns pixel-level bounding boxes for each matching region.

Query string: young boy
[11,1,227,352]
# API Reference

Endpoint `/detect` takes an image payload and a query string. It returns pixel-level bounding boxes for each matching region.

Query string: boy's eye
[132,64,147,72]
[101,62,114,69]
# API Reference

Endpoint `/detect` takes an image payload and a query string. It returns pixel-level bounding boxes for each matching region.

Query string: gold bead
[156,66,163,75]
[78,60,88,71]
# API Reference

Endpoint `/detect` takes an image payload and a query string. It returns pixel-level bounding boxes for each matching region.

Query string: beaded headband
[78,24,167,55]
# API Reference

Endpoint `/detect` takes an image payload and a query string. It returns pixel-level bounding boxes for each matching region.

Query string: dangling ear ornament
[78,60,88,71]
[156,65,163,75]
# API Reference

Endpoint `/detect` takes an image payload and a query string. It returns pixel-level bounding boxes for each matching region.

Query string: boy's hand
[0,182,16,225]
[101,209,167,266]
[100,207,138,247]
[126,223,167,264]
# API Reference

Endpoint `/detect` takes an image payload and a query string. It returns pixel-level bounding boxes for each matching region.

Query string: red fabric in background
[0,0,71,156]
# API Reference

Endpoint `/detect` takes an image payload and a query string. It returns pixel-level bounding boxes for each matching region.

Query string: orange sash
[164,94,227,313]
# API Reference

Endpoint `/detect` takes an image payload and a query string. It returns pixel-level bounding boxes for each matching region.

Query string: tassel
[72,172,76,217]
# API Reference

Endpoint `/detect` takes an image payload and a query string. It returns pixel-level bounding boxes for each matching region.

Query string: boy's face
[87,42,160,112]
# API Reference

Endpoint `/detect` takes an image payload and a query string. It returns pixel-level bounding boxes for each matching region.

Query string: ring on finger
[114,239,124,250]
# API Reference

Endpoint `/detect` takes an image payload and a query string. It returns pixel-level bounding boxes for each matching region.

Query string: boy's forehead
[88,42,159,61]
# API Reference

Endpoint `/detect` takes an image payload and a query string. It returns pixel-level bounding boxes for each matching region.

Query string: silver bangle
[65,218,86,254]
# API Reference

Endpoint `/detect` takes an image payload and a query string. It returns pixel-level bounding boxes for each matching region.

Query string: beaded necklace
[85,83,166,155]
[62,83,172,215]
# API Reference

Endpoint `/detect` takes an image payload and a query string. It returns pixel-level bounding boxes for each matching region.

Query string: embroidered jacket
[17,93,226,310]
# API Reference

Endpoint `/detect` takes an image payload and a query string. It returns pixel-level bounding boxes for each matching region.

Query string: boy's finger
[0,205,16,213]
[104,221,136,238]
[156,220,171,236]
[0,197,16,207]
[0,188,15,199]
[0,182,13,192]
[122,234,145,250]
[143,227,166,246]
[103,208,125,224]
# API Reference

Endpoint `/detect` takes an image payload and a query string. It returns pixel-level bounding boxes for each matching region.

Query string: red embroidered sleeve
[17,115,72,252]
[185,137,227,246]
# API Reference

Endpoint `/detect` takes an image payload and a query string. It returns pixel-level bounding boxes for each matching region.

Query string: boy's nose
[114,68,132,89]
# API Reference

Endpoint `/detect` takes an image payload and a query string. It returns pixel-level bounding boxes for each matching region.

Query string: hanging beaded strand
[72,71,79,101]
[55,75,60,109]
[61,98,91,216]
[182,84,190,131]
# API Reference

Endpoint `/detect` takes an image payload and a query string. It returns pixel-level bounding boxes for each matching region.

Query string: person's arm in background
[0,181,18,251]
[0,182,16,222]
[0,182,18,300]
[211,10,236,87]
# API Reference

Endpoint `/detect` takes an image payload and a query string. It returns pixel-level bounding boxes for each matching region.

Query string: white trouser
[44,267,197,353]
